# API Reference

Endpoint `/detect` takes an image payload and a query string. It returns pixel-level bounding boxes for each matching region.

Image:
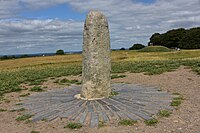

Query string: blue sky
[20,3,86,20]
[0,0,199,55]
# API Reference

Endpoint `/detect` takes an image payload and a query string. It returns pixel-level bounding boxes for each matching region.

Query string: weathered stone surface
[81,10,111,99]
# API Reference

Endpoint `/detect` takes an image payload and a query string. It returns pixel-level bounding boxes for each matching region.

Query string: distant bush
[20,54,29,58]
[120,48,126,50]
[149,27,200,49]
[0,56,8,60]
[139,46,172,52]
[0,55,16,60]
[56,49,65,55]
[129,44,145,50]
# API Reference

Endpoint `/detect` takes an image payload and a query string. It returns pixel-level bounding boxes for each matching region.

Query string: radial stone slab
[17,84,175,128]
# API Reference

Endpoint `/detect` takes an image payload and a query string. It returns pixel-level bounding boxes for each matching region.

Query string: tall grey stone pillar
[81,10,111,99]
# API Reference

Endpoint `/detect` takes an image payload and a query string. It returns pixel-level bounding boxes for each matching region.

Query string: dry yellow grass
[111,50,200,62]
[0,49,200,96]
[0,54,81,70]
[0,50,200,70]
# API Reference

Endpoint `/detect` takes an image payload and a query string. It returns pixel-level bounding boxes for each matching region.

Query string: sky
[0,0,200,55]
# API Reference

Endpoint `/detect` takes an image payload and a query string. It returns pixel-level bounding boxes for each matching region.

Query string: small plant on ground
[60,78,81,85]
[111,74,126,79]
[171,93,184,106]
[16,103,23,106]
[30,86,43,92]
[159,110,171,117]
[173,95,184,101]
[10,109,17,112]
[41,118,48,122]
[119,119,137,126]
[16,114,33,121]
[172,92,181,95]
[10,108,25,112]
[19,93,30,97]
[59,78,70,83]
[54,78,81,85]
[171,100,182,106]
[109,91,119,98]
[98,121,106,128]
[29,79,47,86]
[4,99,10,103]
[17,108,26,112]
[145,118,158,126]
[0,108,7,112]
[53,79,59,83]
[64,122,83,129]
[30,131,40,133]
[25,119,32,124]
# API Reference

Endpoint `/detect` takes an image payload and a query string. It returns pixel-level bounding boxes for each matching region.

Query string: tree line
[148,27,200,49]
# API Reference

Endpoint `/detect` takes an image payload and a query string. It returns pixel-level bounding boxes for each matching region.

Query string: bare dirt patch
[0,67,200,133]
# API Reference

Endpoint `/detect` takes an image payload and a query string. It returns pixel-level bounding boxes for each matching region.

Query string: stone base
[74,94,105,101]
[16,84,176,128]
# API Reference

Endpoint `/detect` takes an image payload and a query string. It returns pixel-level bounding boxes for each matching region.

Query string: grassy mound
[139,46,173,52]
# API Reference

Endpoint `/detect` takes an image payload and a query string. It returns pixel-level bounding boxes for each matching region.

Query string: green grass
[19,93,30,97]
[41,118,48,122]
[0,50,199,97]
[111,74,126,79]
[25,120,33,124]
[139,46,173,52]
[64,122,82,129]
[30,86,43,92]
[98,121,106,128]
[4,99,10,103]
[172,92,181,95]
[28,79,47,86]
[171,93,184,106]
[10,108,26,112]
[30,131,40,133]
[16,103,23,106]
[171,100,182,106]
[119,119,137,126]
[17,108,26,112]
[56,78,81,85]
[0,64,81,96]
[145,119,158,126]
[0,108,7,112]
[159,110,171,117]
[16,114,33,121]
[109,91,119,98]
[53,79,59,83]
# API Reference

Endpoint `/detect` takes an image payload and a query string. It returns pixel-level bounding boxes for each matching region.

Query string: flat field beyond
[0,50,200,133]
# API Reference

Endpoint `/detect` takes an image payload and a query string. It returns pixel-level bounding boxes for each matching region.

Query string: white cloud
[0,0,200,55]
[0,19,84,54]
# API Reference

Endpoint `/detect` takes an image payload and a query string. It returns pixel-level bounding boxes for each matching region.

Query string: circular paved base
[17,84,174,127]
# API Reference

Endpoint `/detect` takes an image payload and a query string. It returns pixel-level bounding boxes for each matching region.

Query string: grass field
[0,49,200,96]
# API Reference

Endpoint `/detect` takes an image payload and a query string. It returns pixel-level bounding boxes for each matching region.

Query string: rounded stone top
[85,10,108,26]
[88,10,104,16]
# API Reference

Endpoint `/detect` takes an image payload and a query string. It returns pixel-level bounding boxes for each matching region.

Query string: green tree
[162,28,186,48]
[120,48,125,50]
[149,27,200,49]
[129,44,145,50]
[56,49,65,55]
[179,27,200,49]
[149,33,162,46]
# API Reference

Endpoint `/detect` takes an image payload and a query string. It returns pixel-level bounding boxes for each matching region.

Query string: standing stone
[81,10,111,99]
